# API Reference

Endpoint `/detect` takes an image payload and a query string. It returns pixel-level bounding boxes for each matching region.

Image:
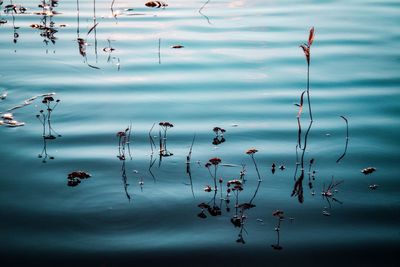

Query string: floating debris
[1,120,25,127]
[1,112,24,127]
[145,1,168,8]
[103,47,115,52]
[68,171,91,179]
[7,92,55,112]
[59,24,67,27]
[369,184,379,190]
[67,171,91,187]
[279,165,285,170]
[0,18,6,24]
[171,45,184,49]
[0,91,6,100]
[361,167,376,175]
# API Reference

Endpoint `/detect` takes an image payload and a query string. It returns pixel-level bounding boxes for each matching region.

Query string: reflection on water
[0,0,399,265]
[117,124,132,201]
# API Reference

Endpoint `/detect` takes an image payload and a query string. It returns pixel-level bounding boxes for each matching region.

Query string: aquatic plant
[117,124,132,161]
[205,157,221,191]
[35,95,61,162]
[37,96,61,138]
[116,124,133,201]
[246,148,262,182]
[300,27,315,121]
[159,121,174,159]
[271,210,284,250]
[292,27,316,203]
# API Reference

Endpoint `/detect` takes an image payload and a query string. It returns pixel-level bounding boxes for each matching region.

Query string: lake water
[0,0,399,266]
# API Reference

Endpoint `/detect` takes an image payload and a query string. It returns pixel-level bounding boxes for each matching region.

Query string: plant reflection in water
[36,95,61,163]
[117,124,132,201]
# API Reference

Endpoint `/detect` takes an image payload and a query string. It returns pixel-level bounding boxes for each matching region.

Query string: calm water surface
[0,0,399,266]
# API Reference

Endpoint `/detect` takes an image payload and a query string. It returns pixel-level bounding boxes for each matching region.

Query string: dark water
[0,0,399,266]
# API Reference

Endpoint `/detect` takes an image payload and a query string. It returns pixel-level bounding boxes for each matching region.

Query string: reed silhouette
[117,124,133,201]
[336,116,349,163]
[76,0,100,69]
[230,174,261,244]
[271,210,284,250]
[148,123,157,181]
[31,0,59,53]
[186,134,196,197]
[158,121,174,166]
[36,95,61,163]
[3,0,26,45]
[292,27,315,203]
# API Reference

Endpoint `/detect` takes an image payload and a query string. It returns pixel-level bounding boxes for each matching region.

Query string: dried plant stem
[307,64,313,122]
[198,0,211,25]
[250,155,262,182]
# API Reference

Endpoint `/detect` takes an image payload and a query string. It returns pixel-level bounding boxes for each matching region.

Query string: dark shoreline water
[1,0,399,266]
[2,243,399,266]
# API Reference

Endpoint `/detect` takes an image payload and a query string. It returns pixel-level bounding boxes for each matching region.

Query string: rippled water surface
[1,0,399,266]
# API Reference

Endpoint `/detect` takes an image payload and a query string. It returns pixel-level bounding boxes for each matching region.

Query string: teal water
[0,0,399,266]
